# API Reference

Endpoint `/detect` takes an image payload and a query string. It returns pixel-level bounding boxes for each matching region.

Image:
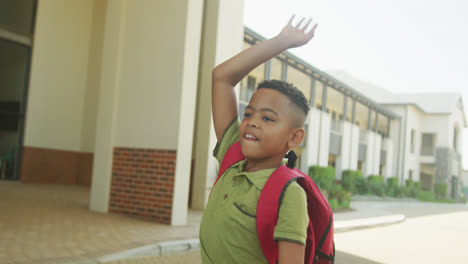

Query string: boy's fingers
[288,14,296,25]
[307,23,318,35]
[295,17,305,28]
[301,18,312,32]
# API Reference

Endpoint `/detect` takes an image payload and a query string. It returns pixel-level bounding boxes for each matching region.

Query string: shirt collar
[234,159,276,190]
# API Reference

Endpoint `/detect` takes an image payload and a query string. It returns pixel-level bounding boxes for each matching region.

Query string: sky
[243,0,468,170]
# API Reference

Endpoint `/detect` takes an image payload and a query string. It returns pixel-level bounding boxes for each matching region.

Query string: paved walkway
[1,181,406,264]
[0,182,200,264]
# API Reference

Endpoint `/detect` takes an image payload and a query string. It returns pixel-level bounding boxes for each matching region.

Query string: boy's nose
[247,119,259,128]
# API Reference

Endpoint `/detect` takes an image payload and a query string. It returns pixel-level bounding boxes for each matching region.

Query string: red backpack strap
[257,166,335,264]
[212,141,244,190]
[256,165,304,264]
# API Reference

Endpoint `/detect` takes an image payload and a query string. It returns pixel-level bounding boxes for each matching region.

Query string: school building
[1,0,466,226]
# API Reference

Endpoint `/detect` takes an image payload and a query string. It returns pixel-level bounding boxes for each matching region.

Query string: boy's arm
[211,15,318,141]
[278,241,305,264]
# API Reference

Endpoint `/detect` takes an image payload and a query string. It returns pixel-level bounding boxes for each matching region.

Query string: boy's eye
[244,112,251,118]
[263,116,274,122]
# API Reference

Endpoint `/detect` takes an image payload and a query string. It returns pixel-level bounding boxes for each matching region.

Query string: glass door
[0,0,37,180]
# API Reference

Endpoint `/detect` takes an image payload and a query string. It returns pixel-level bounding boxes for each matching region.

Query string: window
[240,76,256,102]
[410,129,416,153]
[421,133,436,156]
[409,170,413,180]
[0,0,36,35]
[357,161,363,171]
[328,154,336,168]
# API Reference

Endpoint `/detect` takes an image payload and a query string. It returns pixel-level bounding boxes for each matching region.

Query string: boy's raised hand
[277,15,318,49]
[211,15,318,142]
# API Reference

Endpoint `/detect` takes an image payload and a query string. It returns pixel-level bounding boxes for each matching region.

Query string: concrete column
[364,131,376,177]
[301,108,321,172]
[264,60,271,80]
[90,0,204,226]
[351,99,356,124]
[322,84,328,112]
[318,111,331,167]
[310,78,315,108]
[336,120,352,180]
[367,108,372,130]
[281,59,287,80]
[342,96,348,121]
[349,124,360,170]
[191,0,244,209]
[373,134,382,175]
[387,117,391,137]
[90,0,127,213]
[374,111,379,132]
[383,138,393,178]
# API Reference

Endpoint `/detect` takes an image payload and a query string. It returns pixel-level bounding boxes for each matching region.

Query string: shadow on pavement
[335,250,383,264]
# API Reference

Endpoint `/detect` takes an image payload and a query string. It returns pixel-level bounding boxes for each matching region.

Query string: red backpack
[213,142,335,264]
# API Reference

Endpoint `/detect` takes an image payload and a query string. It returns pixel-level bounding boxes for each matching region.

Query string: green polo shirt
[199,119,308,264]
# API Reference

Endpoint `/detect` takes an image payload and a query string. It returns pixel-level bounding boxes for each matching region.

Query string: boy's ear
[288,128,305,149]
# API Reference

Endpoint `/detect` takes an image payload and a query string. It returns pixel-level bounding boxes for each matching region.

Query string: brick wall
[110,147,176,224]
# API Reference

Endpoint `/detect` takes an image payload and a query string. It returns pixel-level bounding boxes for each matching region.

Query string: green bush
[402,179,421,198]
[367,175,385,197]
[434,183,448,200]
[328,199,339,210]
[385,177,401,197]
[308,166,335,191]
[341,170,363,193]
[418,190,435,202]
[328,185,351,210]
[355,174,368,194]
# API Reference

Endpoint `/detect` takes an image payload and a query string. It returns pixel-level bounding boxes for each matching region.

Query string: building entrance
[0,0,37,180]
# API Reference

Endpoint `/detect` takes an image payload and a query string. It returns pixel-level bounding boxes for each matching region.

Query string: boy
[200,16,318,264]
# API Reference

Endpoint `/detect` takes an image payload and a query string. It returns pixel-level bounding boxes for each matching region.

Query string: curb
[334,214,406,232]
[69,214,405,263]
[66,239,199,264]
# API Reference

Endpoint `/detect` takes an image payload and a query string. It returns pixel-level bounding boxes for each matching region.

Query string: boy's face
[239,89,302,161]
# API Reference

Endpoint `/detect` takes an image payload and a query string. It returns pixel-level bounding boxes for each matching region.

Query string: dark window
[0,0,36,35]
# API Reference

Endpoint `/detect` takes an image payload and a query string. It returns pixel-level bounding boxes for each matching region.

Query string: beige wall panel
[287,66,311,102]
[270,58,283,80]
[25,0,94,151]
[114,0,192,149]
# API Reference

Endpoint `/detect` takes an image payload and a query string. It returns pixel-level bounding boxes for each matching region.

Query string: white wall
[335,120,352,180]
[449,100,466,154]
[421,114,450,148]
[363,131,375,177]
[383,137,393,178]
[25,0,95,151]
[303,108,321,169]
[373,134,382,175]
[318,111,331,167]
[349,124,360,170]
[114,0,192,150]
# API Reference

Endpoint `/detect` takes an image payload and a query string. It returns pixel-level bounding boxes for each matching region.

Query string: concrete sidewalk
[74,215,404,264]
[0,182,405,264]
[67,201,406,264]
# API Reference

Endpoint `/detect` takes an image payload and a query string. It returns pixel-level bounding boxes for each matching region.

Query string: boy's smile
[239,89,298,171]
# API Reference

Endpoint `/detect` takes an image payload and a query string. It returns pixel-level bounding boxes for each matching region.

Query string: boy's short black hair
[257,80,310,116]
